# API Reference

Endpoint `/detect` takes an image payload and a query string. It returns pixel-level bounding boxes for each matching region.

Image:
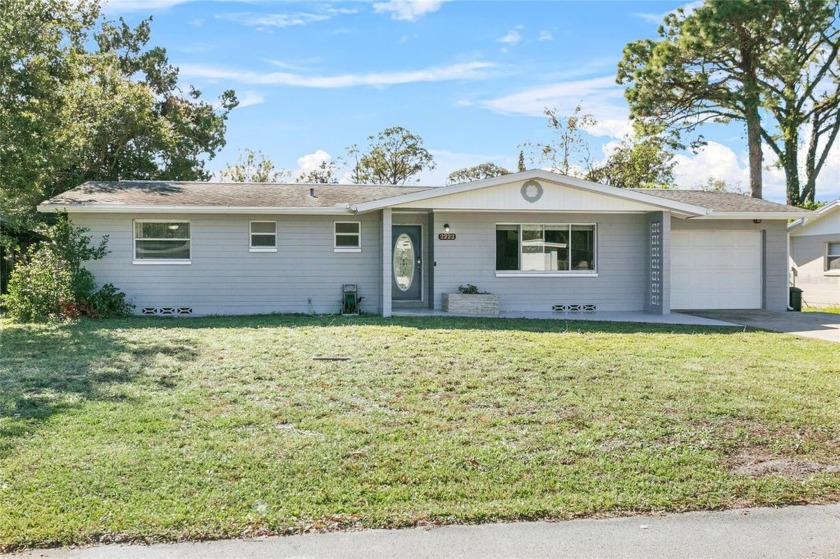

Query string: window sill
[495,271,598,278]
[824,271,840,276]
[334,248,362,253]
[249,248,277,253]
[133,260,192,265]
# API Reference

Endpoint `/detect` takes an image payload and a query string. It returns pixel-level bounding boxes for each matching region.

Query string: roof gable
[789,199,840,236]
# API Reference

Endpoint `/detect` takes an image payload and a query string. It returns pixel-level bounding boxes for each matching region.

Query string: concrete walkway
[393,309,737,327]
[687,310,840,342]
[8,504,840,558]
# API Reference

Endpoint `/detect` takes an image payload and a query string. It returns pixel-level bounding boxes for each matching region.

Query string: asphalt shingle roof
[42,181,434,208]
[630,189,803,213]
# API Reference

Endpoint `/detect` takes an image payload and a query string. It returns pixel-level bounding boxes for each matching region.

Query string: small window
[250,221,277,252]
[134,221,190,262]
[827,242,840,271]
[335,221,361,252]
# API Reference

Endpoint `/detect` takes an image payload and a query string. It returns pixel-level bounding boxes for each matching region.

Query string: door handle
[416,258,421,267]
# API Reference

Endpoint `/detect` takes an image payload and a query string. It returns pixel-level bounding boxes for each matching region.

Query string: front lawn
[1,315,838,551]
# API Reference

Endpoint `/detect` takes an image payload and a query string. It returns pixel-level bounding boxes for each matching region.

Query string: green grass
[1,315,839,551]
[804,305,840,314]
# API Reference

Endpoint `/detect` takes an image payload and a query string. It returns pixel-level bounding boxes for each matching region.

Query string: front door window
[393,233,415,292]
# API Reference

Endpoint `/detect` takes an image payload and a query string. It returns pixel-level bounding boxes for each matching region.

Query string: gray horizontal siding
[70,213,382,316]
[791,234,840,306]
[430,212,648,312]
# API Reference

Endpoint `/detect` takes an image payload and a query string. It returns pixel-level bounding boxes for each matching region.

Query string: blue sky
[104,0,840,203]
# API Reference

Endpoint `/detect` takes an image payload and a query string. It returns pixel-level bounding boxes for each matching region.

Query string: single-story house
[37,170,809,317]
[788,199,840,307]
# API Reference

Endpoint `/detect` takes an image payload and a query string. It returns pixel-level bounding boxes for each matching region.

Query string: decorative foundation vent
[552,304,597,312]
[141,307,193,316]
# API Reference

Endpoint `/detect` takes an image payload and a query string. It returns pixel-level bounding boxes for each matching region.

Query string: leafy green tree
[0,0,237,233]
[517,150,526,172]
[447,163,511,185]
[347,127,436,185]
[618,0,840,204]
[586,134,676,188]
[219,149,290,182]
[524,106,596,177]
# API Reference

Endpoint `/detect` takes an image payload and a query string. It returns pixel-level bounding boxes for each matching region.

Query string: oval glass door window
[393,233,415,291]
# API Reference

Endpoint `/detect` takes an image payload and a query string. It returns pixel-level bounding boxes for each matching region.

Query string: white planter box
[442,293,500,316]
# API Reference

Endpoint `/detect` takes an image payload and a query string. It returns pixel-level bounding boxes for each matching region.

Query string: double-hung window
[134,221,190,263]
[827,242,840,271]
[496,224,596,274]
[335,221,361,252]
[250,221,277,252]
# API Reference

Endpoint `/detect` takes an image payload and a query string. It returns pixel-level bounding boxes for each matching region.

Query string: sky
[103,0,840,203]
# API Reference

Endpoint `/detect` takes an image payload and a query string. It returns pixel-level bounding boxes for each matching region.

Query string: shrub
[2,248,73,322]
[0,214,133,322]
[88,283,135,318]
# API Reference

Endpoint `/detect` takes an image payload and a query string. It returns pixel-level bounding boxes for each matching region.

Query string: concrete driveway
[686,310,840,342]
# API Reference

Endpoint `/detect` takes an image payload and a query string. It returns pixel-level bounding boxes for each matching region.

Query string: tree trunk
[745,106,763,199]
[784,137,801,206]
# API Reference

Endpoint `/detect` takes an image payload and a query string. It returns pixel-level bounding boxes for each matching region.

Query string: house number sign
[438,233,457,240]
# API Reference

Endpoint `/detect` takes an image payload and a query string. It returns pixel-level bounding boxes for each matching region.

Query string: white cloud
[236,92,266,108]
[180,61,492,88]
[296,149,333,176]
[538,30,553,42]
[498,29,522,46]
[672,141,749,191]
[372,0,448,21]
[479,75,631,138]
[218,7,357,29]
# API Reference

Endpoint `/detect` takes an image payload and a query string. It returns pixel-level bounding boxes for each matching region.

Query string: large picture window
[496,224,595,273]
[134,221,190,262]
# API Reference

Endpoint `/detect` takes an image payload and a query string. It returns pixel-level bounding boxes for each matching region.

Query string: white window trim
[495,271,599,278]
[334,221,362,253]
[826,241,840,274]
[496,223,597,274]
[133,219,191,265]
[249,220,277,253]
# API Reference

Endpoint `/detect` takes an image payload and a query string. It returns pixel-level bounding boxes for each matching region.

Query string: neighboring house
[37,170,809,317]
[788,199,840,307]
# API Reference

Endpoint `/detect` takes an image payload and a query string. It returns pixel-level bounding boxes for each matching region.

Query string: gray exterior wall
[790,234,840,306]
[428,212,649,313]
[671,219,789,312]
[70,212,382,316]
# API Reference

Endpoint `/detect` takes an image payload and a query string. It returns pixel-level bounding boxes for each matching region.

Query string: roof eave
[37,204,356,215]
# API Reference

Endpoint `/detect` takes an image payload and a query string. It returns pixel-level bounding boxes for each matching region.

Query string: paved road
[8,504,840,559]
[687,310,840,342]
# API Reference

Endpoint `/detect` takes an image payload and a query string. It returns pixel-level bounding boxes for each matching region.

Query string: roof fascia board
[694,211,811,220]
[37,204,355,215]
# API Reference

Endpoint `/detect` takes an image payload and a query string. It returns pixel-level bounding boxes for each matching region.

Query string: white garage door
[671,229,762,309]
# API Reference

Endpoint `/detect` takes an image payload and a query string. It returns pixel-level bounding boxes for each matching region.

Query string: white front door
[671,229,762,309]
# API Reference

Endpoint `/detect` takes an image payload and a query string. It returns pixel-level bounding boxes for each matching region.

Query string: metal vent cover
[141,307,193,316]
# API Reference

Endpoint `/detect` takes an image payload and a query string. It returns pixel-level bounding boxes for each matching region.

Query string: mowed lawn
[1,315,839,551]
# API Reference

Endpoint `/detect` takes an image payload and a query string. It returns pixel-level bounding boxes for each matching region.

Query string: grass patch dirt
[1,314,839,551]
